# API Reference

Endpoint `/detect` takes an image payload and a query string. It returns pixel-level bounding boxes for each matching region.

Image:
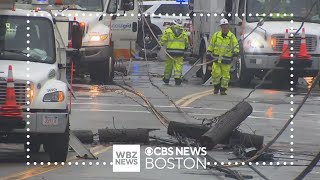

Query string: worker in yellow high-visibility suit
[160,19,189,85]
[206,18,239,95]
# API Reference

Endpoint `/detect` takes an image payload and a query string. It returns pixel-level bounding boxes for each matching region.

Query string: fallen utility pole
[167,121,264,149]
[229,130,264,150]
[200,102,253,150]
[167,121,210,139]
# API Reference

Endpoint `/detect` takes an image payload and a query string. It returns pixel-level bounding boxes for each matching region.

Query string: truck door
[104,0,138,60]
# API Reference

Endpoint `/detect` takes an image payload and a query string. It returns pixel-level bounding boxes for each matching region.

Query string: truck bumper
[80,45,113,63]
[4,111,68,134]
[244,53,320,75]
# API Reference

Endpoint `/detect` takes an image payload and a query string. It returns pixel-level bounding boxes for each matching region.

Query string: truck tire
[94,56,115,85]
[234,44,252,87]
[198,40,211,83]
[44,121,70,162]
[24,142,41,153]
[137,24,162,50]
[196,68,202,78]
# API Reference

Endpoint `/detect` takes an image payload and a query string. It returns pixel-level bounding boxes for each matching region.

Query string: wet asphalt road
[0,61,320,180]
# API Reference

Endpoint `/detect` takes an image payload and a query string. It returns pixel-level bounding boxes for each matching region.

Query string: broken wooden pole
[98,129,149,143]
[167,121,210,139]
[200,101,253,150]
[229,131,264,150]
[71,130,94,144]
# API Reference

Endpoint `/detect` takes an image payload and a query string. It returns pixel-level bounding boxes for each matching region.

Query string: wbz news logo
[112,145,140,172]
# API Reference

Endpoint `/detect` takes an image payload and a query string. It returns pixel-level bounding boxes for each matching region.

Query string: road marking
[73,109,151,113]
[174,89,213,106]
[71,103,320,116]
[72,108,295,121]
[0,145,112,180]
[180,91,213,107]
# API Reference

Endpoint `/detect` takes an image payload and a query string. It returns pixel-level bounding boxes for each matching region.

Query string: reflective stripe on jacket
[160,25,189,52]
[207,30,239,64]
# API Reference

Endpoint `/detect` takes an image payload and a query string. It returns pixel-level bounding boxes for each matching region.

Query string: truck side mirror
[71,22,82,50]
[121,0,134,11]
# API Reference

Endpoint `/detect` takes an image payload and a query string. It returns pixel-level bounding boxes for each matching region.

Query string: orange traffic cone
[297,28,311,60]
[280,29,291,60]
[0,65,23,118]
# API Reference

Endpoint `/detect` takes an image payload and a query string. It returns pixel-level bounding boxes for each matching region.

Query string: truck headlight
[43,91,65,102]
[89,34,108,42]
[247,39,264,48]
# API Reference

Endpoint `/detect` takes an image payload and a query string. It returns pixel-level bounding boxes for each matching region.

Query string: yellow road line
[0,145,113,180]
[180,91,213,107]
[173,89,212,106]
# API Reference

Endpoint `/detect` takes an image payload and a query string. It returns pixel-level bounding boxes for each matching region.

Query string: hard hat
[220,18,229,25]
[173,19,183,26]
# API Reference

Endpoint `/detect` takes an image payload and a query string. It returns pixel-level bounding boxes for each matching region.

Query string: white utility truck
[17,0,138,84]
[187,0,320,87]
[0,0,82,162]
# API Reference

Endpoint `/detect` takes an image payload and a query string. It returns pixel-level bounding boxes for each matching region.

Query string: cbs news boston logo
[112,145,208,172]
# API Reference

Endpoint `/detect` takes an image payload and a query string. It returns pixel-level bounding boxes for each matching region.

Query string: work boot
[213,84,220,94]
[163,78,169,84]
[175,78,182,86]
[220,88,227,95]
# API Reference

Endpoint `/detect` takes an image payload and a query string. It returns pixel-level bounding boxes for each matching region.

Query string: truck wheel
[44,121,70,162]
[200,48,211,83]
[137,25,162,50]
[104,56,115,84]
[234,45,252,87]
[95,56,115,85]
[196,68,202,78]
[235,57,252,87]
[24,142,41,153]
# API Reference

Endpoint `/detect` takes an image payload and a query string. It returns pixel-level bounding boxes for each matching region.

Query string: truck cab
[15,0,138,85]
[230,0,320,87]
[0,0,82,162]
[189,0,320,87]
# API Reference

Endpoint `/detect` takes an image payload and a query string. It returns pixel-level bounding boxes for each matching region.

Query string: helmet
[173,19,183,26]
[220,18,229,25]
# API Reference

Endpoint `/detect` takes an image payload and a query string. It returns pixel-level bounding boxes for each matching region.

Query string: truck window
[155,4,188,16]
[225,0,233,13]
[0,16,55,64]
[246,0,320,23]
[142,5,152,12]
[106,0,118,13]
[238,0,245,19]
[118,0,134,11]
[48,0,104,11]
